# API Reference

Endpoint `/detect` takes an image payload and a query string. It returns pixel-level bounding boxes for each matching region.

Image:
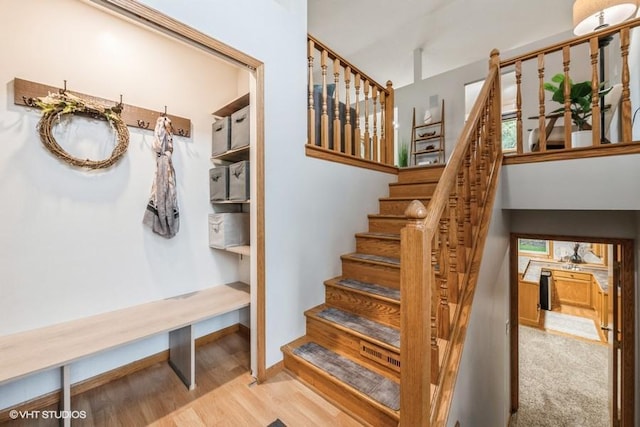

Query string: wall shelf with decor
[411,99,445,166]
[209,93,252,256]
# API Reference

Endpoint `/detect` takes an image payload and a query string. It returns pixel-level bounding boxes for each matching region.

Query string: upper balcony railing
[305,35,396,174]
[500,17,640,164]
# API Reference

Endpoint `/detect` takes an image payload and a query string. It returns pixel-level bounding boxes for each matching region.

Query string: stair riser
[305,319,400,380]
[341,259,400,288]
[355,236,400,258]
[368,217,408,234]
[379,199,430,215]
[389,182,437,198]
[325,286,400,328]
[397,166,444,183]
[283,353,399,427]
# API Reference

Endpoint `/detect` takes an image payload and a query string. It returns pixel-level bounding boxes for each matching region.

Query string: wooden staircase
[282,165,446,426]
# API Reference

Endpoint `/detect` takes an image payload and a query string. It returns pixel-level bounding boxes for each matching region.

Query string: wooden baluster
[490,48,502,161]
[620,27,632,143]
[400,200,431,425]
[354,74,362,157]
[364,80,371,160]
[384,81,395,166]
[562,46,573,148]
[515,60,523,154]
[470,132,479,228]
[380,91,386,164]
[479,100,489,195]
[431,234,440,385]
[438,214,450,340]
[456,169,467,274]
[344,66,352,156]
[307,39,315,146]
[463,147,472,248]
[320,49,329,149]
[448,194,459,304]
[332,58,342,152]
[590,37,601,146]
[372,86,379,162]
[537,53,547,152]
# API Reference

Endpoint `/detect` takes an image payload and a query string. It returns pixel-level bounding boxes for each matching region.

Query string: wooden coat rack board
[13,78,191,138]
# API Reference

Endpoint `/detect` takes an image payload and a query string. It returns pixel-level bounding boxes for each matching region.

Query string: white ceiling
[308,0,575,89]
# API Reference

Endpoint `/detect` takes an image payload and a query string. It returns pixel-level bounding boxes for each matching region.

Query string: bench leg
[60,365,70,427]
[168,325,195,390]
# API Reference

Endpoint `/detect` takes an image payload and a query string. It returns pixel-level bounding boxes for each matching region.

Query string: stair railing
[306,35,395,172]
[501,17,640,160]
[400,50,503,426]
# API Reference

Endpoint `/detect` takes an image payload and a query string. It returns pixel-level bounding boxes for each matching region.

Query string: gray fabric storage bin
[209,167,228,201]
[230,105,250,149]
[208,213,249,249]
[212,117,231,156]
[228,160,250,201]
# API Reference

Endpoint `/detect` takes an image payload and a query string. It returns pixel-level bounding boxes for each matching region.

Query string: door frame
[94,0,267,381]
[509,233,635,426]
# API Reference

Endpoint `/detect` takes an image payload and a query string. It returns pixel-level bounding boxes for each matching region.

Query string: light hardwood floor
[2,333,362,426]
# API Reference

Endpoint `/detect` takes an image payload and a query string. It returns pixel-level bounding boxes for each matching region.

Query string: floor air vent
[360,341,400,372]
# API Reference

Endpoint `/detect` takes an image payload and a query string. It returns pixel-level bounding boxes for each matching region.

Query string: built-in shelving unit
[209,93,251,256]
[411,99,445,165]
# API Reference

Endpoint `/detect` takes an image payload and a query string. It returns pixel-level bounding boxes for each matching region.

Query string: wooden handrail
[500,17,640,67]
[400,49,503,426]
[306,34,395,170]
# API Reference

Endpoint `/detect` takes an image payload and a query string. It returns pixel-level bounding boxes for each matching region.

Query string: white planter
[571,130,592,148]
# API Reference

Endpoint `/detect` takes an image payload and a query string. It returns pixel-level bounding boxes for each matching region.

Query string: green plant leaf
[551,73,565,83]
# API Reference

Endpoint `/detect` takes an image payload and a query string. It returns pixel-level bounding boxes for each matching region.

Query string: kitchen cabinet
[518,279,540,327]
[552,270,591,308]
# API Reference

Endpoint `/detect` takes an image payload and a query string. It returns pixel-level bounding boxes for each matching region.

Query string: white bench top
[0,282,250,385]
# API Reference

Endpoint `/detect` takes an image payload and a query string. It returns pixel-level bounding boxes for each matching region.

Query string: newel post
[384,80,395,166]
[400,200,431,426]
[490,49,502,156]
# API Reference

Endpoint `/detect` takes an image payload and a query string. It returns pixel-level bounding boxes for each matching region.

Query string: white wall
[447,172,511,427]
[0,0,249,409]
[138,0,398,370]
[502,154,640,210]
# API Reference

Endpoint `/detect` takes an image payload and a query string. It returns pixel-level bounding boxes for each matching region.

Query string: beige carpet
[512,326,608,427]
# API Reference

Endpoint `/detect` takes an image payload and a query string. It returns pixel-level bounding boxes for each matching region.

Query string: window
[501,112,517,152]
[465,71,517,152]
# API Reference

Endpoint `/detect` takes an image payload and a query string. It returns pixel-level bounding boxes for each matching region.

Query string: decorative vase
[571,130,592,149]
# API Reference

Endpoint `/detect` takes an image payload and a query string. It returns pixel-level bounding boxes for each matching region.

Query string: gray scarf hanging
[143,116,180,238]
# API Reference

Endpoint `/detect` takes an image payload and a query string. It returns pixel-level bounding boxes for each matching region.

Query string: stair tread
[389,178,439,186]
[355,232,400,240]
[368,214,406,219]
[379,196,432,201]
[333,278,400,302]
[291,341,400,412]
[345,253,400,266]
[314,306,400,348]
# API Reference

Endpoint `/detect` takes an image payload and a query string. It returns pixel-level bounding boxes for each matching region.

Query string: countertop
[519,256,609,292]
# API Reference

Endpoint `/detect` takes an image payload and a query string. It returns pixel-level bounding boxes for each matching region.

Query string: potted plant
[543,73,611,148]
[398,141,409,167]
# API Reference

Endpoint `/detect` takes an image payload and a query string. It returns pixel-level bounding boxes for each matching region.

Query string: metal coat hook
[137,120,150,129]
[59,80,67,95]
[163,105,167,117]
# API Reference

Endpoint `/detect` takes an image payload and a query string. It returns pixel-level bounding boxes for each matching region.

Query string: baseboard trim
[0,323,249,422]
[264,361,284,380]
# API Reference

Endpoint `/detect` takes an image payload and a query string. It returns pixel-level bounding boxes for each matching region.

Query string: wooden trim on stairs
[306,144,399,174]
[431,155,504,426]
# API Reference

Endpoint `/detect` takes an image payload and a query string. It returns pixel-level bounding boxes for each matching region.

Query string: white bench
[0,282,250,426]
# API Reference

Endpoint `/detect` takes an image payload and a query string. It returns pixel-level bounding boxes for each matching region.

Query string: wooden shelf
[211,145,249,162]
[414,120,443,129]
[225,245,251,256]
[414,148,442,155]
[212,93,250,118]
[211,199,250,204]
[411,100,445,166]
